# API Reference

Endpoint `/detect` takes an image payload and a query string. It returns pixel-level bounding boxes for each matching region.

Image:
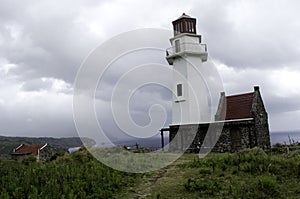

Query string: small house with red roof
[12,143,48,160]
[168,86,271,152]
[213,86,271,152]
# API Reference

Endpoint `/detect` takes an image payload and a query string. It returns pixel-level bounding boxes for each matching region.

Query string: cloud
[0,0,299,138]
[191,0,300,68]
[21,77,72,94]
[0,80,75,137]
[0,1,100,83]
[0,0,193,84]
[271,110,300,132]
[0,57,74,137]
[21,78,53,92]
[216,61,300,132]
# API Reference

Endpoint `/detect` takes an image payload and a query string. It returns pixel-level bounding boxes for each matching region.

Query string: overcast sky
[0,0,300,138]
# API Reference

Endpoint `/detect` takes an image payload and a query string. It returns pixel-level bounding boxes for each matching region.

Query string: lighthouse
[166,13,210,125]
[162,14,270,153]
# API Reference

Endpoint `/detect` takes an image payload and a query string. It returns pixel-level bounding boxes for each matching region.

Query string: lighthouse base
[168,119,269,153]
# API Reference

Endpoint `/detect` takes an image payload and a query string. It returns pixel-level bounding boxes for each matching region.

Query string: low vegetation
[0,148,141,199]
[123,146,300,198]
[181,148,300,199]
[0,145,300,198]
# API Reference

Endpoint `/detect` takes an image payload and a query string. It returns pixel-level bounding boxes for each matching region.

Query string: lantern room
[172,13,197,36]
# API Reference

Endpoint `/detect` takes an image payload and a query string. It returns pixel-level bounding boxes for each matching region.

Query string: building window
[175,39,180,53]
[185,21,188,32]
[176,23,180,33]
[180,22,183,32]
[177,84,183,97]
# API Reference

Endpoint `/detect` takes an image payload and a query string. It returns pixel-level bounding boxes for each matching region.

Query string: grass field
[117,147,300,199]
[0,146,300,198]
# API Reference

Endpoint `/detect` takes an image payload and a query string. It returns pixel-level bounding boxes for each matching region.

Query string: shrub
[0,149,141,198]
[22,155,37,165]
[288,149,300,157]
[184,178,221,196]
[238,176,282,199]
[198,167,212,175]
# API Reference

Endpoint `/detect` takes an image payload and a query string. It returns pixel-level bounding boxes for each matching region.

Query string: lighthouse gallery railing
[166,42,207,57]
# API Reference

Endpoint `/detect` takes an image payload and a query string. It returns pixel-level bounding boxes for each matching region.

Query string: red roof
[225,92,254,120]
[12,144,45,155]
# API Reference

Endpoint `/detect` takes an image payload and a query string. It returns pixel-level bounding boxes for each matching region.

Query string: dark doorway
[230,128,241,152]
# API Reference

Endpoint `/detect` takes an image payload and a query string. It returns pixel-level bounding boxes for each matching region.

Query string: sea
[69,131,300,152]
[113,131,300,150]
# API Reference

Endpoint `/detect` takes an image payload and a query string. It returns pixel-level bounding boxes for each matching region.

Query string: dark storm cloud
[94,49,172,102]
[0,0,182,84]
[0,0,100,83]
[0,0,299,138]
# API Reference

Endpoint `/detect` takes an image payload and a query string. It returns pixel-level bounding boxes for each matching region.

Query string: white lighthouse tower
[166,13,210,125]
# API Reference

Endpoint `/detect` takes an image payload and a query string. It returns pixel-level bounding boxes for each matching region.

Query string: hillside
[0,135,95,157]
[0,147,299,198]
[118,148,300,198]
[0,148,140,198]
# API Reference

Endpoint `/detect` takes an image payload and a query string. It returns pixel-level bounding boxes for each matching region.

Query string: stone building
[168,86,271,152]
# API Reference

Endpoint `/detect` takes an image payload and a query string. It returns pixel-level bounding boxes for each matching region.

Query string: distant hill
[1,130,299,158]
[0,136,95,157]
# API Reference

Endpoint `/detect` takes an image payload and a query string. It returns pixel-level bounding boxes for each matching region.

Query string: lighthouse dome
[172,13,197,36]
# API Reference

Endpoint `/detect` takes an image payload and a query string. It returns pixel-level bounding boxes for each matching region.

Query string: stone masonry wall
[168,87,271,153]
[251,88,271,149]
[169,120,255,153]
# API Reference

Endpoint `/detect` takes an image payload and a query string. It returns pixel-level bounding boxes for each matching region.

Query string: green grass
[119,148,300,199]
[1,147,300,198]
[0,148,142,199]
